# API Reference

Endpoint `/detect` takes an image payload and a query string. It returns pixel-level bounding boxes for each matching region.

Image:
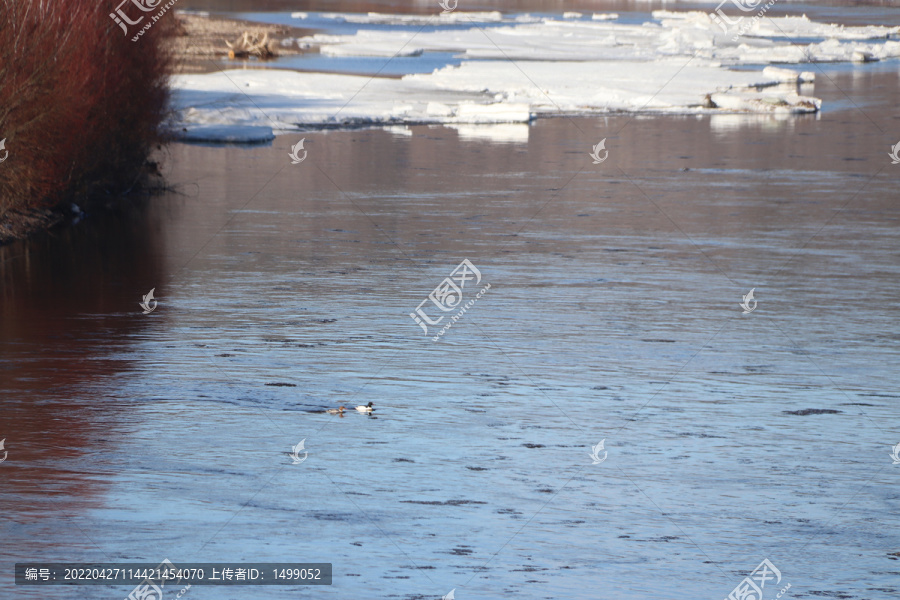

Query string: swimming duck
[355,402,374,413]
[326,406,345,414]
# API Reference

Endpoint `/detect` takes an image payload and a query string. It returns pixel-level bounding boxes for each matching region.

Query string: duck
[326,406,345,415]
[355,402,374,413]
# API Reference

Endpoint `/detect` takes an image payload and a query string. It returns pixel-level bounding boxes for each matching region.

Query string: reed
[0,0,172,221]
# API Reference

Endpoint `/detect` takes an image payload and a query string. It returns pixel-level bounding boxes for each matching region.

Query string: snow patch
[304,12,900,64]
[170,10,900,131]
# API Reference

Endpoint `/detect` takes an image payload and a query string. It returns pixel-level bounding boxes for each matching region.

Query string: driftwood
[225,32,275,59]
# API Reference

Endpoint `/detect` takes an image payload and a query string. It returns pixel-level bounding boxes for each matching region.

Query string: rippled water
[3,11,900,600]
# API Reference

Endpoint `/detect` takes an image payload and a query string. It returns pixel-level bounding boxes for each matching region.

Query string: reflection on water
[451,123,530,143]
[0,211,170,566]
[1,66,899,600]
[708,113,800,134]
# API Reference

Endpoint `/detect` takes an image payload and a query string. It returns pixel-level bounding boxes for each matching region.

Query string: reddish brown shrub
[0,0,172,219]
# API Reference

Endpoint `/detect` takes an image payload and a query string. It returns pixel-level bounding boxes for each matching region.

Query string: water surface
[2,21,900,600]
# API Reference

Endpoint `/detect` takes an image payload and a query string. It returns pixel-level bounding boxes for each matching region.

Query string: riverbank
[170,12,311,74]
[0,11,311,245]
[0,0,170,247]
[0,208,65,245]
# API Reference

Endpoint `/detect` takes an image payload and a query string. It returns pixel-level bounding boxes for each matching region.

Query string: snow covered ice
[170,11,900,138]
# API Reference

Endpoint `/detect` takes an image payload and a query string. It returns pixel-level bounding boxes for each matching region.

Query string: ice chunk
[175,125,276,144]
[171,8,900,131]
[410,59,819,115]
[762,66,806,83]
[852,50,878,62]
[312,11,900,65]
[708,91,821,114]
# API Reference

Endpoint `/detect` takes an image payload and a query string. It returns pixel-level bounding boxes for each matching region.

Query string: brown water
[2,35,900,600]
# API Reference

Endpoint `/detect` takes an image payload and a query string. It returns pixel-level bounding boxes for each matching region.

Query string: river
[1,2,899,599]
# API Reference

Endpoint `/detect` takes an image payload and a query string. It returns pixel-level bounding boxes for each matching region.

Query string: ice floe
[310,11,521,25]
[306,11,900,64]
[171,70,533,131]
[707,90,821,113]
[408,59,822,114]
[170,10,900,136]
[762,66,815,83]
[174,125,276,143]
